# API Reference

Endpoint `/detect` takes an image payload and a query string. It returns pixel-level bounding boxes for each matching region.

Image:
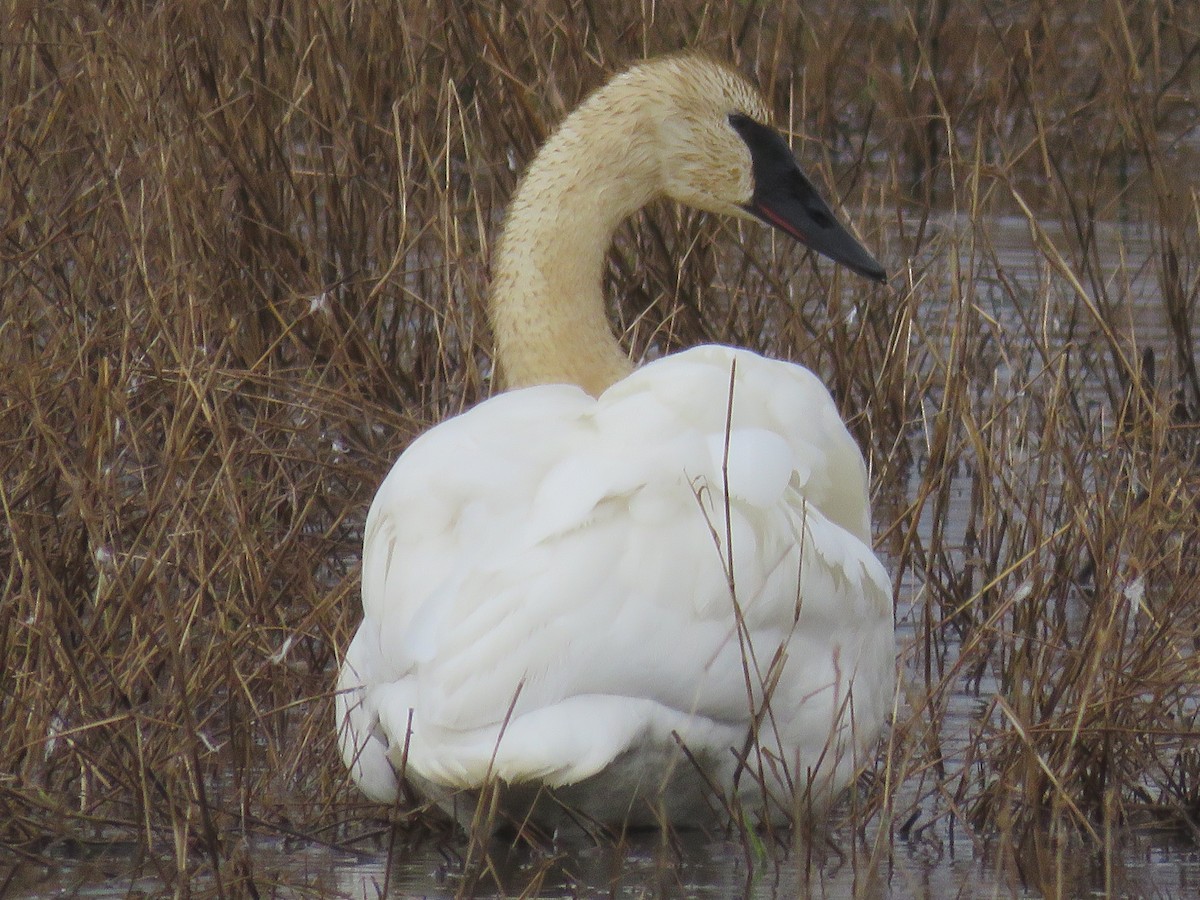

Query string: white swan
[336,55,895,832]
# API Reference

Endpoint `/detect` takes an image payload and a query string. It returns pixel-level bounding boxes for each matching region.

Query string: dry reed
[2,0,1198,896]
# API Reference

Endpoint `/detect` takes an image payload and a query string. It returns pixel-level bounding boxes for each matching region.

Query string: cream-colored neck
[488,96,661,397]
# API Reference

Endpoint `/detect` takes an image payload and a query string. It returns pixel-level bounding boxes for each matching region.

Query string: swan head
[635,56,886,283]
[490,55,888,394]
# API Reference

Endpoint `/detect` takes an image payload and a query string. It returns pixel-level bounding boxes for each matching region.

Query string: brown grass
[2,0,1198,895]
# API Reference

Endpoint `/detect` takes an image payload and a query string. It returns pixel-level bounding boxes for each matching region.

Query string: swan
[336,54,895,832]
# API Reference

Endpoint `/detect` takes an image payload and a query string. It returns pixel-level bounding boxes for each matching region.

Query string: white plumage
[336,55,895,831]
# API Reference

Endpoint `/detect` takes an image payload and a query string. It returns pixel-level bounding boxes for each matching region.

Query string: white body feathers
[337,346,894,827]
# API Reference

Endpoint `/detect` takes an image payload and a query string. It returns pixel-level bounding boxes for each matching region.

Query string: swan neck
[490,106,660,396]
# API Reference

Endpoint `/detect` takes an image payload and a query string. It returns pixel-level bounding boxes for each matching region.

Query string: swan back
[339,347,893,825]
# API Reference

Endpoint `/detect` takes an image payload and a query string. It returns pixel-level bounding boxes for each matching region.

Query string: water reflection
[8,823,1198,897]
[262,830,1200,900]
[267,825,1200,898]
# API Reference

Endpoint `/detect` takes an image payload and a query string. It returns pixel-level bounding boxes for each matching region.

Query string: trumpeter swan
[336,54,894,832]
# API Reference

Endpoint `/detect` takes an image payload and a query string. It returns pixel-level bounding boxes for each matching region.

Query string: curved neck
[489,101,661,396]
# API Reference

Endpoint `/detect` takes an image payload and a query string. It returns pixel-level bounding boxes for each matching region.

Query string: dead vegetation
[2,0,1198,895]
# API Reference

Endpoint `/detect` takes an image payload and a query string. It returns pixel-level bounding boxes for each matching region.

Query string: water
[11,824,1200,897]
[268,830,1199,898]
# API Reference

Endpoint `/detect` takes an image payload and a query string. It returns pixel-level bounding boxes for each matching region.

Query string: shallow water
[11,824,1200,897]
[310,828,1200,898]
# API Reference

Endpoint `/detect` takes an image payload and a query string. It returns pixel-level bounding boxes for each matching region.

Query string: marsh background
[2,0,1198,896]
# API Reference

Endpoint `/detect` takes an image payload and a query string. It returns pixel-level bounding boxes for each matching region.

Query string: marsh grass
[2,0,1199,895]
